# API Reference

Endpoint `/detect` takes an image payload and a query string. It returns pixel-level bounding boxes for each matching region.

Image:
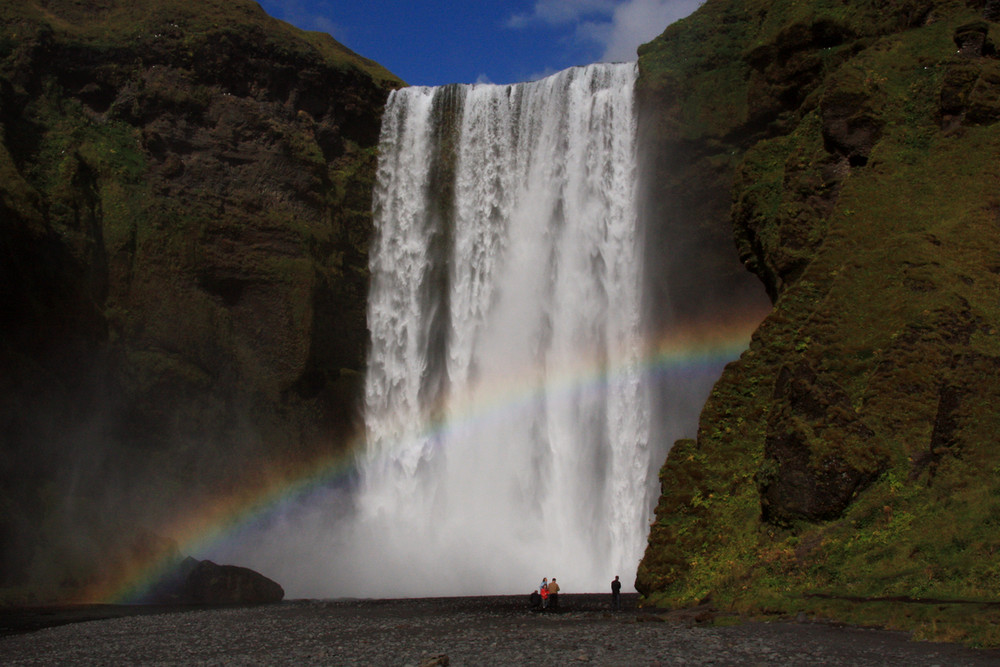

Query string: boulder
[142,556,284,605]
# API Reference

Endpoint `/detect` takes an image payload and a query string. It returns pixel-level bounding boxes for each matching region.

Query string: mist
[202,62,768,599]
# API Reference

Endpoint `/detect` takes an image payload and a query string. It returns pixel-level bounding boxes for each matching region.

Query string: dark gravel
[2,594,999,666]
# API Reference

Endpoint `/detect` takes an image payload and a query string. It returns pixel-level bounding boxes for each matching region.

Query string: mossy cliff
[0,0,400,601]
[635,0,1000,645]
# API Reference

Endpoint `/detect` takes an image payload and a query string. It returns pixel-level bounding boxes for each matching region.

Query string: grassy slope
[0,0,399,84]
[637,0,1000,646]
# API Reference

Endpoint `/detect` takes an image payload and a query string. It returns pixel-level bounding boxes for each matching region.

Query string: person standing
[529,588,541,610]
[539,577,549,610]
[548,577,560,611]
[611,575,622,611]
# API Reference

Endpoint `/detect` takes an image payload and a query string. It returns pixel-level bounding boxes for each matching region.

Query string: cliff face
[0,0,400,600]
[636,0,1000,643]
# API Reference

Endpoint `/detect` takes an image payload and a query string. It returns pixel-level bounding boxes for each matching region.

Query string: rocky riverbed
[2,594,999,665]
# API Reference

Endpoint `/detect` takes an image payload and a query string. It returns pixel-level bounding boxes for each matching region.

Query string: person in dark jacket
[611,575,622,611]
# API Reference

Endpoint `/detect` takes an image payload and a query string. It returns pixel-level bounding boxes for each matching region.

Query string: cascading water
[355,62,654,596]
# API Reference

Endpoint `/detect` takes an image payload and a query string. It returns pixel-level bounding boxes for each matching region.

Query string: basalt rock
[0,0,401,600]
[820,89,883,167]
[143,557,284,605]
[636,0,1000,639]
[759,360,883,525]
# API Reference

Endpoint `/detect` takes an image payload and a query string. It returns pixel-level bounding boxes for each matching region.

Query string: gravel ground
[2,595,999,666]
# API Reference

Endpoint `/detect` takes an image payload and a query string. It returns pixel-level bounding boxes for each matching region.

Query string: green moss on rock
[637,0,1000,646]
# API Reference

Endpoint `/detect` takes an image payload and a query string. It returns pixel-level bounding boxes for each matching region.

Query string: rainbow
[81,306,769,604]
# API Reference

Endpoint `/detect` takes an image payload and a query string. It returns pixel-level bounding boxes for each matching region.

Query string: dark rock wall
[0,0,401,600]
[636,0,1000,628]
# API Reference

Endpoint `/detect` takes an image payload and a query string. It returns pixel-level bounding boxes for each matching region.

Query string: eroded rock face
[636,0,1000,614]
[759,361,882,525]
[0,0,401,598]
[744,19,857,129]
[940,23,1000,128]
[820,90,883,167]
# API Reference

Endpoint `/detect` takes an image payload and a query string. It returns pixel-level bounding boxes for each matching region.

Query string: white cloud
[260,1,347,42]
[507,0,618,28]
[508,0,704,62]
[309,15,345,40]
[599,0,705,61]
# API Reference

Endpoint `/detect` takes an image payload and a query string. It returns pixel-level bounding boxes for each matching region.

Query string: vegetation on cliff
[0,0,401,603]
[636,0,1000,646]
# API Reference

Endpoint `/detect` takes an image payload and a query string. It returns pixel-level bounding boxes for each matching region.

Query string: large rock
[144,557,284,605]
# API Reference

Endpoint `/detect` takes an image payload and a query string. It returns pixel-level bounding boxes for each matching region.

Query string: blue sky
[258,0,704,86]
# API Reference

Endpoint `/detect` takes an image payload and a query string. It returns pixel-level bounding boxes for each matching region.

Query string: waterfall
[355,62,652,596]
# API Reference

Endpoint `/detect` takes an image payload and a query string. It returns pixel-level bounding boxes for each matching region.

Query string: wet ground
[2,594,999,665]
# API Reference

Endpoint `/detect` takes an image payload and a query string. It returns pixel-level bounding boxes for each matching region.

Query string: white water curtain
[356,63,652,596]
